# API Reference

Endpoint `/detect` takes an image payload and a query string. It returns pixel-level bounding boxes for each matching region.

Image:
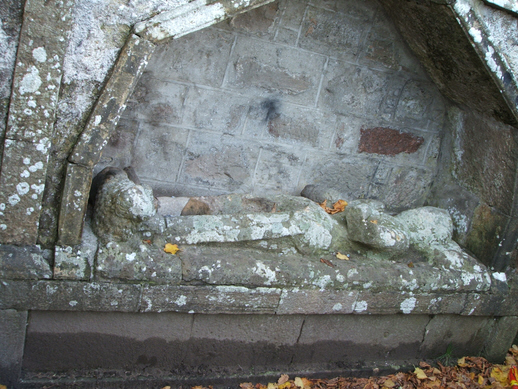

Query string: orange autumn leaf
[164,243,180,255]
[319,199,348,214]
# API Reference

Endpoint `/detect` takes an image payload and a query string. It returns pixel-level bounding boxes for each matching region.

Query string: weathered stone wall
[99,0,445,214]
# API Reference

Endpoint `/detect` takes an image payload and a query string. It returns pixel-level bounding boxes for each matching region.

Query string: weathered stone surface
[381,166,434,212]
[358,127,424,155]
[345,200,409,251]
[140,285,281,313]
[134,0,276,43]
[396,206,453,246]
[54,220,98,280]
[57,162,92,246]
[465,203,508,267]
[0,245,52,280]
[0,309,27,387]
[5,0,74,141]
[0,281,141,312]
[420,315,494,358]
[380,0,517,125]
[145,27,235,88]
[277,288,358,314]
[0,0,23,149]
[453,0,518,124]
[92,172,156,242]
[96,240,182,284]
[0,139,49,244]
[162,194,348,255]
[452,109,517,215]
[295,314,429,364]
[483,316,518,362]
[69,34,155,167]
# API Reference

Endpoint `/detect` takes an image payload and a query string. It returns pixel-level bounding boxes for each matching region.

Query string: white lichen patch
[175,295,187,306]
[32,47,48,63]
[400,297,416,314]
[332,303,343,311]
[492,272,507,282]
[252,261,278,285]
[19,66,42,95]
[354,300,368,313]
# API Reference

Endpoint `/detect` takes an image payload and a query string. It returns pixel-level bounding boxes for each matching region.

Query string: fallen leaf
[271,203,277,213]
[240,383,254,389]
[267,383,277,389]
[336,252,350,260]
[331,199,347,213]
[408,262,414,268]
[370,219,378,224]
[491,367,509,385]
[383,379,395,387]
[161,387,171,389]
[164,243,180,254]
[320,258,335,267]
[143,239,152,245]
[277,375,289,385]
[414,367,428,380]
[319,199,348,214]
[294,377,311,389]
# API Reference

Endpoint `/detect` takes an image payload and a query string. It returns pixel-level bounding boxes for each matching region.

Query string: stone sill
[1,271,516,316]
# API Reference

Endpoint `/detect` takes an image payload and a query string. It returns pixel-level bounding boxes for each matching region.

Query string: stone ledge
[0,277,516,316]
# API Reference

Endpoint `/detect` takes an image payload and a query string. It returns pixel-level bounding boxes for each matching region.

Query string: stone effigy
[91,170,486,279]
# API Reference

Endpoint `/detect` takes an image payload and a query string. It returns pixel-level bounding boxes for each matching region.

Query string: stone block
[465,204,508,268]
[420,315,494,359]
[185,314,303,368]
[146,27,234,88]
[379,166,434,212]
[24,311,193,373]
[70,34,156,167]
[226,2,279,35]
[253,145,307,194]
[99,118,140,168]
[0,309,27,388]
[462,292,507,316]
[298,4,374,62]
[180,244,361,290]
[28,311,193,343]
[294,314,429,364]
[277,288,358,314]
[319,61,389,117]
[305,155,377,201]
[358,127,424,156]
[483,316,518,362]
[180,132,260,192]
[131,123,188,183]
[224,36,325,106]
[0,281,142,312]
[96,240,182,284]
[124,73,187,125]
[245,101,327,148]
[183,87,248,134]
[452,110,517,215]
[5,0,73,141]
[140,285,281,314]
[54,221,98,280]
[57,162,93,246]
[0,139,49,244]
[191,314,303,344]
[0,244,52,280]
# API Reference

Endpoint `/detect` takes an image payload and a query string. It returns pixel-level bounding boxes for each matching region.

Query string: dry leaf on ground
[164,243,180,254]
